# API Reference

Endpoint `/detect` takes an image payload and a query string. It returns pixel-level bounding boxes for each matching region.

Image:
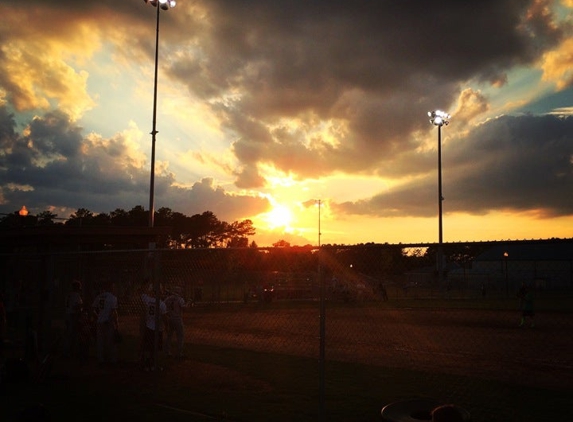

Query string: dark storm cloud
[447,114,573,216]
[0,107,268,219]
[335,113,573,218]
[27,111,83,159]
[0,109,145,212]
[167,178,268,222]
[195,0,554,97]
[0,107,18,152]
[163,0,563,185]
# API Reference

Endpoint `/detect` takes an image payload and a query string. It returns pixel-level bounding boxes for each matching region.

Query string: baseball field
[1,297,572,421]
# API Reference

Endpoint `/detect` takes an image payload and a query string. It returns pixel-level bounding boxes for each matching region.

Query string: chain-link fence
[1,241,572,421]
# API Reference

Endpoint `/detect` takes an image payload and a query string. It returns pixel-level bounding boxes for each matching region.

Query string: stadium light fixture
[143,0,176,228]
[428,110,450,127]
[428,110,451,286]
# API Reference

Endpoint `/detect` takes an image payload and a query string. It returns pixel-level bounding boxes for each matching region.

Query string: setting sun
[265,204,294,230]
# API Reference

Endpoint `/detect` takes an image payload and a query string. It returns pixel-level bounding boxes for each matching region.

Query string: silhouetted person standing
[519,285,535,327]
[141,284,167,371]
[92,281,119,364]
[164,286,188,358]
[64,280,83,358]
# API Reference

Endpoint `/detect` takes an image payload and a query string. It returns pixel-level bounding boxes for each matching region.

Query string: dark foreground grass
[1,339,572,422]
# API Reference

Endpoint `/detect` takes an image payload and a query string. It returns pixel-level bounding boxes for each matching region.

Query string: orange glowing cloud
[540,38,573,90]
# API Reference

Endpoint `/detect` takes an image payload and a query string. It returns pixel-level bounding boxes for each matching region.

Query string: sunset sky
[1,0,573,246]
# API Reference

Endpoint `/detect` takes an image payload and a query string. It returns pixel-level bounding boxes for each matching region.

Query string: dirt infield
[121,304,573,390]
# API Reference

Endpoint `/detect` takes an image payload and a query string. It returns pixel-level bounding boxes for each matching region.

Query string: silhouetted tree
[1,203,258,249]
[183,211,222,248]
[0,209,37,228]
[110,208,130,226]
[92,212,111,226]
[225,220,256,248]
[227,236,249,248]
[155,207,174,226]
[128,205,147,226]
[66,208,94,226]
[36,211,59,226]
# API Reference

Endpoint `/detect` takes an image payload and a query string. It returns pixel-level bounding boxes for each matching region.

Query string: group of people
[63,280,189,371]
[139,283,189,371]
[64,280,119,364]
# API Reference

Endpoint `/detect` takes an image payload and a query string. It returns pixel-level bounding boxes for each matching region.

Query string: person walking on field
[519,285,535,328]
[164,286,188,358]
[92,281,119,364]
[141,284,168,371]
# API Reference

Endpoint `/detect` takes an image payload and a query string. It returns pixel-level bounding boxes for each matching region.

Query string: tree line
[1,204,505,265]
[0,205,257,249]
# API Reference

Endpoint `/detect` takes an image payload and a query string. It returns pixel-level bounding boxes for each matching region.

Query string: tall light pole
[144,0,176,228]
[317,199,325,422]
[143,0,176,375]
[428,110,450,287]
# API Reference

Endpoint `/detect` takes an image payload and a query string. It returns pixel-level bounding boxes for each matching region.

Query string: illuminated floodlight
[428,110,450,127]
[144,0,176,9]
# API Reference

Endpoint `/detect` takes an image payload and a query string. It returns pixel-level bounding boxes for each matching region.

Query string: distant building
[449,240,573,290]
